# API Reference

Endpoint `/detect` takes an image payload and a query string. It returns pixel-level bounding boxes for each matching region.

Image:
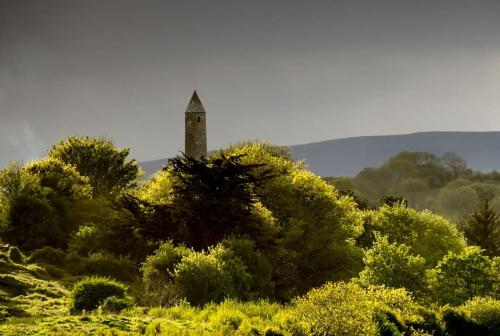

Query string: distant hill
[140,132,500,177]
[140,158,169,177]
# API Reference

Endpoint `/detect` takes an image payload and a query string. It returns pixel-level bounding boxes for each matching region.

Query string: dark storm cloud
[1,0,500,166]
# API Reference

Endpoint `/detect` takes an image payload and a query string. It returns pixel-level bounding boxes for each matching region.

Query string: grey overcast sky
[1,0,500,167]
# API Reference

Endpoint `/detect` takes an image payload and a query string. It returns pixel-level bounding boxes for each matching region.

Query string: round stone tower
[185,90,207,159]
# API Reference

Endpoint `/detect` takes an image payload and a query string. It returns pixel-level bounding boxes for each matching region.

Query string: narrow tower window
[197,116,201,122]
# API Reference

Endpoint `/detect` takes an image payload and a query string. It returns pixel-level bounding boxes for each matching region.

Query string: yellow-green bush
[361,205,466,266]
[69,276,127,313]
[287,282,379,336]
[461,297,500,335]
[428,247,495,305]
[28,246,66,267]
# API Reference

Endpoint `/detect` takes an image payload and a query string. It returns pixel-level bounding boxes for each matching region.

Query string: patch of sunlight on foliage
[286,281,379,336]
[0,250,69,321]
[0,315,152,336]
[139,169,176,205]
[362,204,466,266]
[358,235,427,297]
[461,296,500,330]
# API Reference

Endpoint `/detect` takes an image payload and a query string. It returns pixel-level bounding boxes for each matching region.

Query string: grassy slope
[0,253,284,336]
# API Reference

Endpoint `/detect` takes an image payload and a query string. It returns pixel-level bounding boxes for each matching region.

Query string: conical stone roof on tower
[186,90,206,113]
[185,90,208,159]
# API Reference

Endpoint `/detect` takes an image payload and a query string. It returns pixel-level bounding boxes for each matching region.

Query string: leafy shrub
[0,162,90,251]
[173,245,252,306]
[172,249,230,306]
[281,282,422,336]
[358,235,427,297]
[374,308,405,336]
[441,307,483,336]
[221,237,274,298]
[288,282,378,336]
[25,264,49,278]
[67,198,152,262]
[99,295,134,313]
[69,276,126,312]
[429,247,495,305]
[461,297,500,336]
[7,246,25,264]
[361,205,466,266]
[80,253,137,282]
[48,136,141,196]
[403,306,445,336]
[209,307,246,331]
[28,247,66,267]
[141,241,190,306]
[24,157,92,200]
[2,193,63,251]
[229,142,366,293]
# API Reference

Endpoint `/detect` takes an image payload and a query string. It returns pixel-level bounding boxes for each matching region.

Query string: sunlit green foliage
[221,237,274,299]
[28,247,66,267]
[0,249,69,321]
[361,205,466,266]
[141,241,191,306]
[225,142,365,296]
[49,136,141,196]
[428,247,496,305]
[358,235,427,297]
[69,276,128,312]
[441,296,500,336]
[172,244,252,306]
[24,158,92,200]
[99,295,135,313]
[287,282,379,335]
[461,296,500,335]
[284,281,422,336]
[0,158,94,250]
[3,138,500,335]
[139,143,365,300]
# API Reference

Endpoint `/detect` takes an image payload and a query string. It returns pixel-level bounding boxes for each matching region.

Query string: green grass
[0,251,285,335]
[0,315,152,336]
[0,251,70,322]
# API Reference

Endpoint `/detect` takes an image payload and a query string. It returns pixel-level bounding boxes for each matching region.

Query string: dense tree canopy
[0,136,498,334]
[428,246,496,305]
[49,136,141,196]
[358,235,427,296]
[325,151,500,224]
[0,161,91,250]
[25,158,92,200]
[139,142,365,299]
[360,204,466,266]
[223,143,365,295]
[167,153,275,249]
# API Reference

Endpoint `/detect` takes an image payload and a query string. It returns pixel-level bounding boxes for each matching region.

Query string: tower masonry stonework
[185,90,208,159]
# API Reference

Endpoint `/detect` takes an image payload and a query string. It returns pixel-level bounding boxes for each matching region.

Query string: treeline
[0,137,499,335]
[326,151,500,222]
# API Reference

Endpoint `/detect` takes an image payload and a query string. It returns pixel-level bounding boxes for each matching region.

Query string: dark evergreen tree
[461,200,500,257]
[167,153,274,250]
